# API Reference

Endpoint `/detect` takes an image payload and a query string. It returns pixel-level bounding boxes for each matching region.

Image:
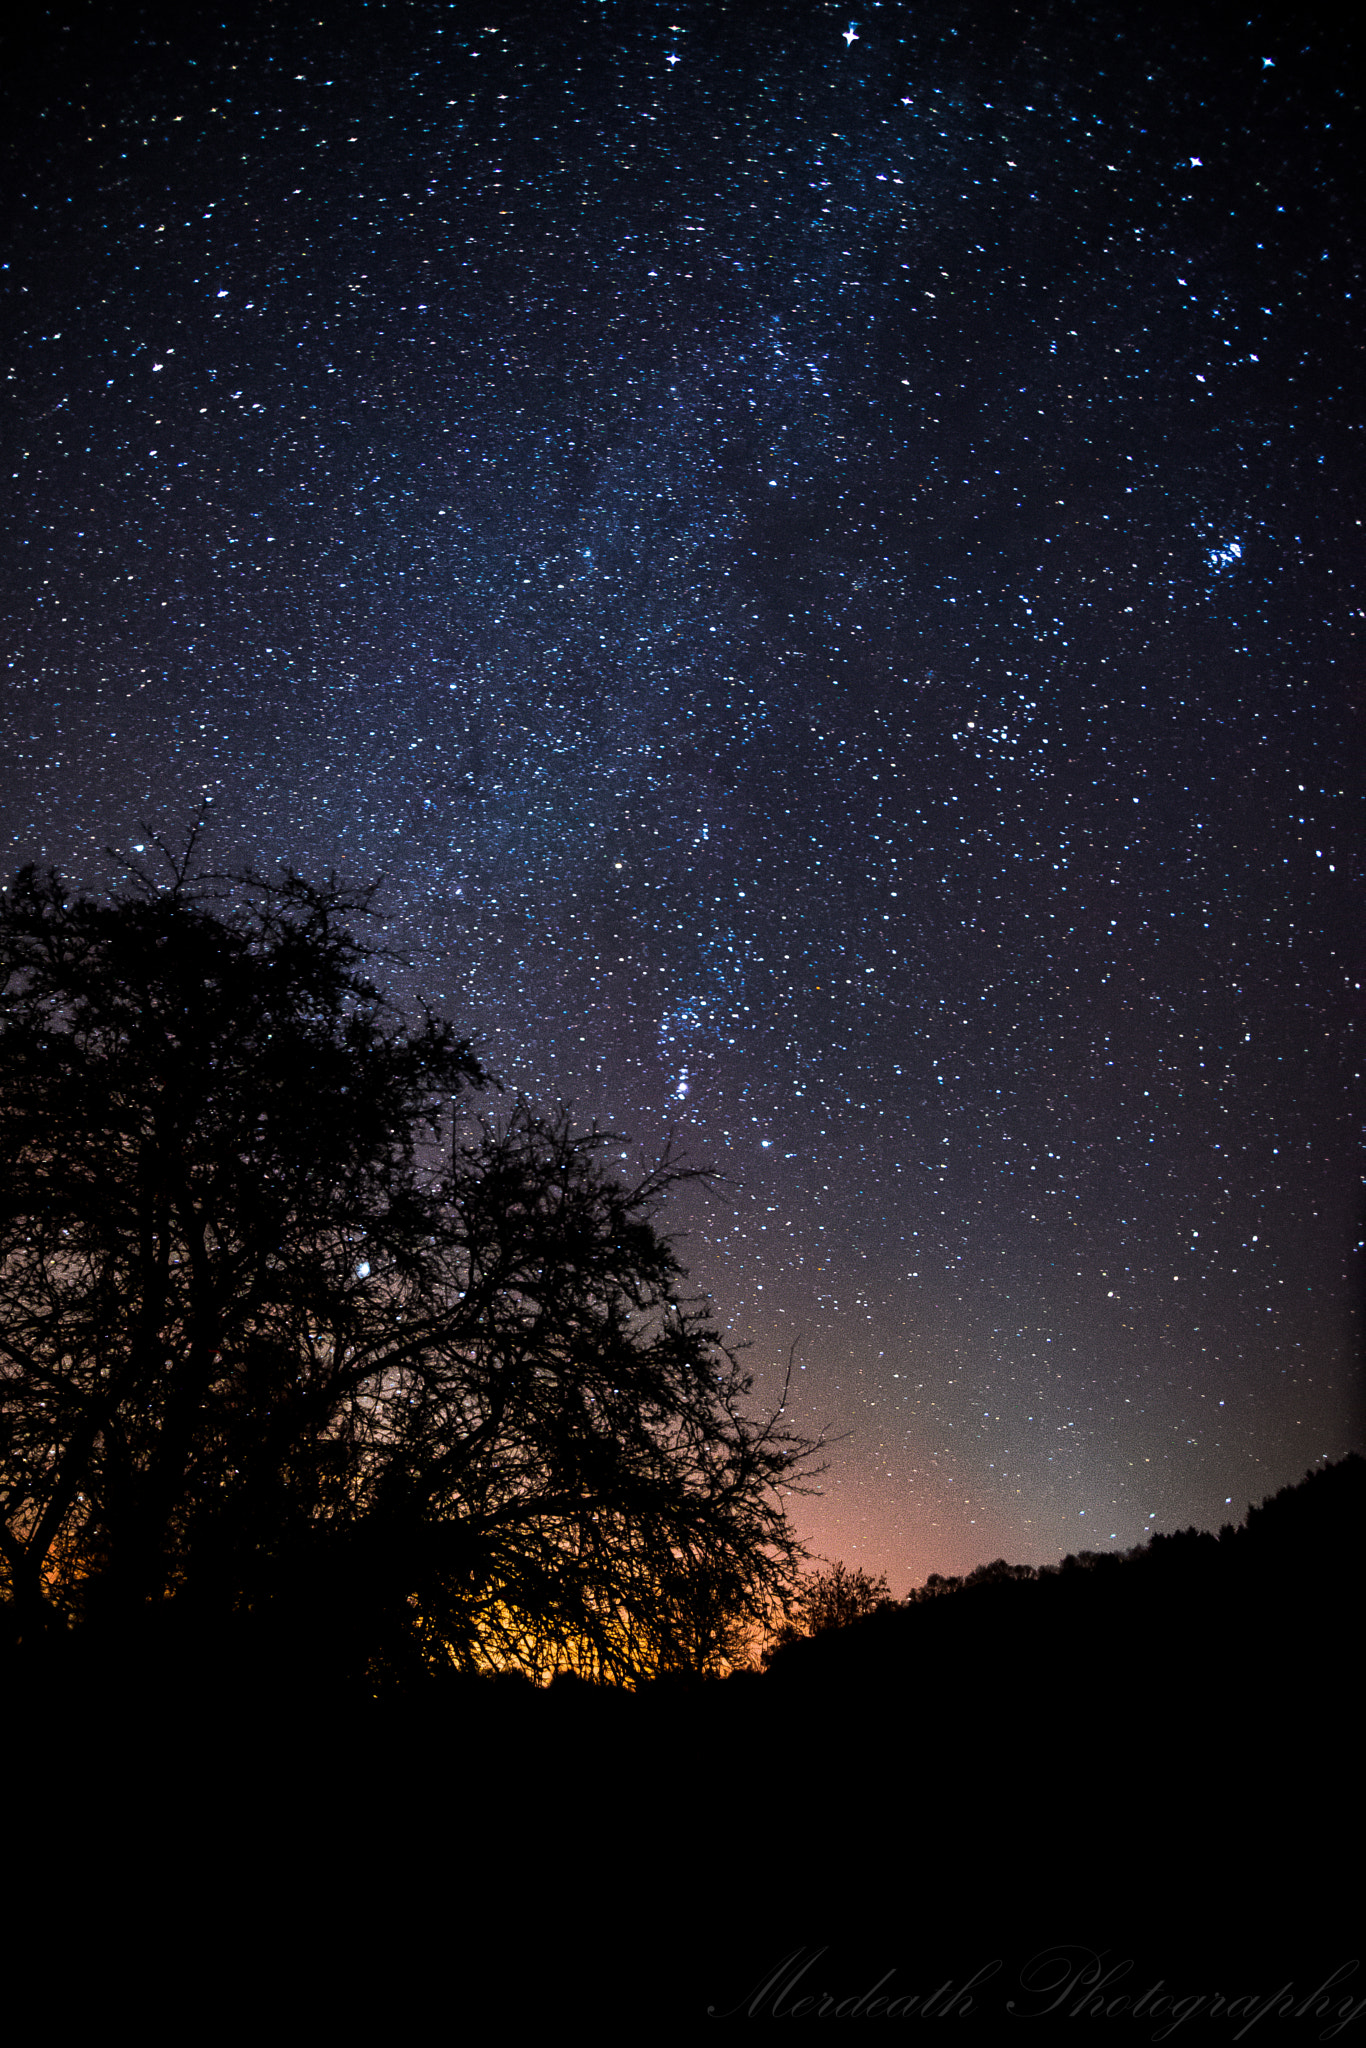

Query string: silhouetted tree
[761,1558,893,1661]
[908,1569,964,1602]
[0,851,818,1680]
[962,1556,1037,1588]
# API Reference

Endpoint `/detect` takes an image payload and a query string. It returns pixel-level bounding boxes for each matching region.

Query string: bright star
[666,51,679,66]
[843,23,859,46]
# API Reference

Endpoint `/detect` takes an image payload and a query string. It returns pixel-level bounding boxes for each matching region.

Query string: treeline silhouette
[744,1454,1364,2009]
[9,1454,1359,2023]
[765,1450,1366,1701]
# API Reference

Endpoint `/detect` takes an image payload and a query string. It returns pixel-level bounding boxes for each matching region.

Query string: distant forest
[761,1450,1366,1696]
[8,1450,1359,2028]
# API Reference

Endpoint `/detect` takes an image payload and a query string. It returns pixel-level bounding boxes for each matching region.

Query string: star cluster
[2,0,1360,1581]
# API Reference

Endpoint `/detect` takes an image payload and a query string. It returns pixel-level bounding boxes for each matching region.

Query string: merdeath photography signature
[709,1946,1365,2039]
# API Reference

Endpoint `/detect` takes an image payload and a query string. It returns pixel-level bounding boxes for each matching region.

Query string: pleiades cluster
[2,0,1360,1581]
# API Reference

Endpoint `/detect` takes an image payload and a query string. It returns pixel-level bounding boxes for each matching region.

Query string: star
[666,52,680,67]
[843,24,859,47]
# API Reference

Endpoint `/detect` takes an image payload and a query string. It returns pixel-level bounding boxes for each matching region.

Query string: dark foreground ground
[6,1459,1362,2036]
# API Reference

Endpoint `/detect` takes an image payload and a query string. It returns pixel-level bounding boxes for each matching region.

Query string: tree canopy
[761,1559,893,1662]
[0,852,816,1683]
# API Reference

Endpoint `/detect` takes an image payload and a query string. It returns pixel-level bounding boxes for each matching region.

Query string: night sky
[3,0,1361,1588]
